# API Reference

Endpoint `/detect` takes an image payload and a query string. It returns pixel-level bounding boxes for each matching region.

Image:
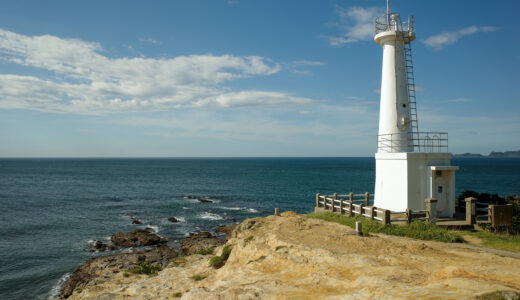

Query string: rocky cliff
[64,212,520,299]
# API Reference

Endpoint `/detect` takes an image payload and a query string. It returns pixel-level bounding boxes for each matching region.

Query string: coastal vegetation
[127,261,163,275]
[209,245,233,268]
[308,212,464,243]
[194,247,214,255]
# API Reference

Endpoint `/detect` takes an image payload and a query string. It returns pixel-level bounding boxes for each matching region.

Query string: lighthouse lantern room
[373,2,459,217]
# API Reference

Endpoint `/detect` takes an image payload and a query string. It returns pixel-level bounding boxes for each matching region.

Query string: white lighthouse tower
[373,2,459,217]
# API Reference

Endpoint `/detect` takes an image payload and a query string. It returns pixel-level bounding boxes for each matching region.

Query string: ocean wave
[220,206,259,213]
[47,272,71,299]
[198,212,224,220]
[146,225,159,233]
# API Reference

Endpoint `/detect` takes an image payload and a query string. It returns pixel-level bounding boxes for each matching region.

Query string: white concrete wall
[374,152,455,214]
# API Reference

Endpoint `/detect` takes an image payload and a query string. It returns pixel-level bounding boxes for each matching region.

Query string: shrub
[128,261,162,275]
[194,247,214,255]
[209,245,233,269]
[191,274,207,281]
[209,256,224,268]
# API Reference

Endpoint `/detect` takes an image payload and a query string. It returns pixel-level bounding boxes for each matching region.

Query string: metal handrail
[375,13,414,36]
[377,132,448,153]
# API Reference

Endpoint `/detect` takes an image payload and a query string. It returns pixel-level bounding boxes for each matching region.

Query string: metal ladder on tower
[403,38,419,145]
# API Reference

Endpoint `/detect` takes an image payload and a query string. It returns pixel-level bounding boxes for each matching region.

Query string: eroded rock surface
[215,224,238,240]
[111,228,168,248]
[180,232,224,255]
[60,245,177,299]
[65,214,520,300]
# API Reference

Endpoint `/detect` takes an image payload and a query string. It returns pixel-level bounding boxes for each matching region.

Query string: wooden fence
[314,194,504,227]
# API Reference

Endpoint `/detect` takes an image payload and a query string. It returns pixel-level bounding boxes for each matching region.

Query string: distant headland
[454,150,520,158]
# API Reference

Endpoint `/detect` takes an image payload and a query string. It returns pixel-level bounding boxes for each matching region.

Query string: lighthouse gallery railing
[377,132,448,153]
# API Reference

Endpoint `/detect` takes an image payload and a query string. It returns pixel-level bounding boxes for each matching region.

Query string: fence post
[465,197,477,225]
[382,209,391,224]
[316,193,320,208]
[406,208,412,224]
[359,203,365,218]
[348,200,353,217]
[339,198,344,215]
[370,206,375,219]
[332,193,338,212]
[425,198,437,223]
[365,192,370,206]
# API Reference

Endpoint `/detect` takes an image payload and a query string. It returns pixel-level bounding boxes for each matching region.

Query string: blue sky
[0,0,518,157]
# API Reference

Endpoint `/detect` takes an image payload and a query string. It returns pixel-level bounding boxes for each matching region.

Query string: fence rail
[377,132,448,153]
[314,194,507,227]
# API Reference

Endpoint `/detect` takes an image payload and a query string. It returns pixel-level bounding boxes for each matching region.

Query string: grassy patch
[244,236,253,244]
[173,292,182,297]
[275,245,287,251]
[247,255,267,264]
[209,245,233,269]
[476,290,520,300]
[191,274,207,281]
[127,261,162,275]
[170,257,186,267]
[194,247,214,255]
[466,231,520,252]
[308,212,464,243]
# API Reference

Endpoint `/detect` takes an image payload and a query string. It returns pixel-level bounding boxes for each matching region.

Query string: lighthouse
[373,2,459,217]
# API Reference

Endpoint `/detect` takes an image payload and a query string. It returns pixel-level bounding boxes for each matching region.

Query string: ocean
[0,157,519,299]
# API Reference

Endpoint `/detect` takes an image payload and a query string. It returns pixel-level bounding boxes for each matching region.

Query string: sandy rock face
[66,214,520,299]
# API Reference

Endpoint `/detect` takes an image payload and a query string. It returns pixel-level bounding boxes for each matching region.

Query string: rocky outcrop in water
[215,224,238,240]
[168,217,179,223]
[180,232,224,255]
[111,228,168,248]
[60,245,177,299]
[86,240,116,253]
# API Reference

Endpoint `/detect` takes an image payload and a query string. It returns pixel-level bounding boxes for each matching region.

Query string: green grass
[209,245,233,269]
[173,292,182,297]
[275,245,287,251]
[308,212,464,243]
[191,274,207,281]
[127,261,162,275]
[466,231,520,252]
[209,255,224,268]
[244,236,253,244]
[194,247,214,255]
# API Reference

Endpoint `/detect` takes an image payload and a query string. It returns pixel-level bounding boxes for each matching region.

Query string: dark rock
[60,245,177,299]
[180,232,225,255]
[111,228,168,248]
[86,240,117,253]
[168,217,179,223]
[186,195,196,199]
[215,224,238,240]
[198,198,213,203]
[132,219,142,225]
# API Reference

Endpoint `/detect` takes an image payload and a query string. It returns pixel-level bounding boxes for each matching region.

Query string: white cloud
[422,26,499,50]
[138,38,163,45]
[0,28,314,114]
[325,6,383,46]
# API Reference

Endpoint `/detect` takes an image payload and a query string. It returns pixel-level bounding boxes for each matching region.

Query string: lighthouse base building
[374,152,458,217]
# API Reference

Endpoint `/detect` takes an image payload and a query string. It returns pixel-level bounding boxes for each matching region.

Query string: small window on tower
[435,170,442,176]
[402,104,406,108]
[438,186,443,193]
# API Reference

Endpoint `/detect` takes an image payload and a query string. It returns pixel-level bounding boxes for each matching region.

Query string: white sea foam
[175,217,186,222]
[47,272,71,299]
[198,212,224,220]
[146,225,159,233]
[220,206,259,213]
